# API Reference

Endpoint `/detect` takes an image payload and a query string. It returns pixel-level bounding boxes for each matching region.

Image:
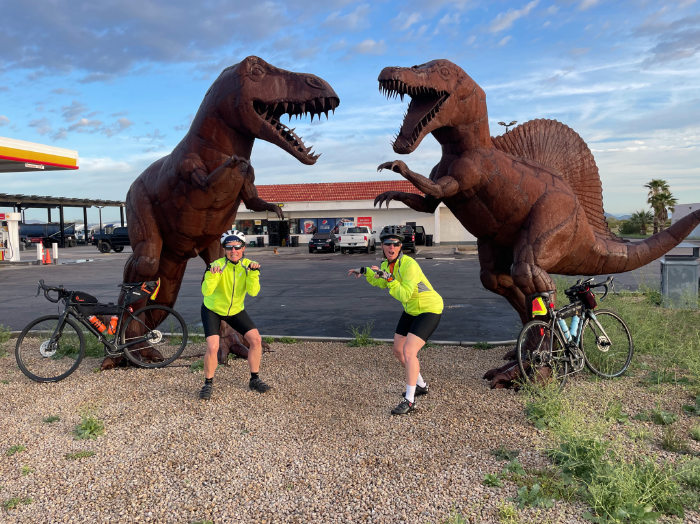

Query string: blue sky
[0,0,698,222]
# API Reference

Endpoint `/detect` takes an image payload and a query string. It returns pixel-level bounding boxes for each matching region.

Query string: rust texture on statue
[373,59,700,387]
[102,56,339,369]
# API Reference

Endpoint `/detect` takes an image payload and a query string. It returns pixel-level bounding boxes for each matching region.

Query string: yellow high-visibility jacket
[365,254,443,315]
[202,257,260,316]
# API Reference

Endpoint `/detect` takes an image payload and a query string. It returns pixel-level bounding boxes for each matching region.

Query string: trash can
[249,240,256,248]
[660,242,699,309]
[291,236,299,247]
[257,236,265,248]
[425,234,433,247]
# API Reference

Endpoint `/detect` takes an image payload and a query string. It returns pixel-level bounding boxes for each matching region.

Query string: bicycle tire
[15,315,85,382]
[119,305,188,368]
[516,320,569,389]
[581,309,633,378]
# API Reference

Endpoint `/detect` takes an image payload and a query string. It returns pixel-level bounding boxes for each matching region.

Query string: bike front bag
[579,290,597,309]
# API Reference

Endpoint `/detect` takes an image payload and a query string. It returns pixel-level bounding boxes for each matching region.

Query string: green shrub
[42,415,60,424]
[2,497,32,510]
[548,434,612,481]
[498,503,519,524]
[189,359,204,372]
[650,407,678,426]
[628,428,652,442]
[73,413,104,440]
[690,425,700,441]
[21,465,33,476]
[604,400,630,424]
[490,446,520,462]
[473,341,490,350]
[262,336,275,344]
[510,484,554,509]
[503,460,526,477]
[0,324,11,345]
[6,445,26,456]
[347,322,380,347]
[278,337,298,344]
[661,426,689,453]
[682,396,700,416]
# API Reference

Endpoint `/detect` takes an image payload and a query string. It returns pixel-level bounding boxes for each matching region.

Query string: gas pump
[0,212,21,262]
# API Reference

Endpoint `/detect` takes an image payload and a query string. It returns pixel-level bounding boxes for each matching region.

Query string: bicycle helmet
[379,225,403,243]
[220,229,246,246]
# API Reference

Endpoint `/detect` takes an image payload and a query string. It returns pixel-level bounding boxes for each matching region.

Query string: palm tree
[645,179,671,234]
[630,210,654,235]
[650,192,678,232]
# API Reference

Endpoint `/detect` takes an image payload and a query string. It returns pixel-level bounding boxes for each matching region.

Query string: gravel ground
[0,339,698,523]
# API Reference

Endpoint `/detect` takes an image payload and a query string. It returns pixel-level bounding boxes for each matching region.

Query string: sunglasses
[225,245,244,251]
[383,241,402,246]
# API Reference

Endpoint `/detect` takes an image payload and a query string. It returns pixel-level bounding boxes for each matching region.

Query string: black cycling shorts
[201,304,257,338]
[395,311,441,341]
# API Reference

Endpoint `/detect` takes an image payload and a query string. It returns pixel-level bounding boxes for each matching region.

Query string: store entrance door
[268,220,289,247]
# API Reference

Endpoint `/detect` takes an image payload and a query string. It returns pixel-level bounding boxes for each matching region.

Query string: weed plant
[474,341,490,350]
[65,451,95,460]
[189,359,204,372]
[604,400,630,424]
[498,502,519,524]
[347,322,380,347]
[42,415,60,424]
[262,336,275,344]
[2,497,32,510]
[627,428,652,442]
[682,396,700,416]
[0,324,11,345]
[83,332,104,358]
[278,337,298,344]
[690,426,700,441]
[483,473,503,487]
[510,484,555,509]
[21,465,33,476]
[650,407,678,426]
[6,445,26,456]
[491,446,520,461]
[73,412,104,440]
[661,426,689,453]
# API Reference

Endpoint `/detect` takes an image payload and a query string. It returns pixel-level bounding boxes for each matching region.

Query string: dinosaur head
[378,59,490,153]
[209,56,340,165]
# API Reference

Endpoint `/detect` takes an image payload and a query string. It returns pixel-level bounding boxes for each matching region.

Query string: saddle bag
[70,292,121,316]
[121,279,161,306]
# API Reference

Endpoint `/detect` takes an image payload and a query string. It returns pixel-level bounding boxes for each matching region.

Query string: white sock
[405,385,416,403]
[416,374,427,388]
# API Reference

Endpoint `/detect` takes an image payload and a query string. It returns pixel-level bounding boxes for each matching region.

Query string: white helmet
[220,229,246,246]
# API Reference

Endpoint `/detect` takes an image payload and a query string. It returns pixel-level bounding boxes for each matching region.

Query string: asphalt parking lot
[0,241,672,341]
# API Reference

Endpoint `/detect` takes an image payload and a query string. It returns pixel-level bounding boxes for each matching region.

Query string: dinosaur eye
[306,76,324,89]
[250,65,266,80]
[440,67,450,77]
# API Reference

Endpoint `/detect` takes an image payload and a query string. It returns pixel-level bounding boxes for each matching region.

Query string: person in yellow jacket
[199,229,270,400]
[348,225,443,415]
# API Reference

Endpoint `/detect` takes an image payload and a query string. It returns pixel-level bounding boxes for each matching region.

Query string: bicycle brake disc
[40,340,57,358]
[596,336,611,352]
[149,330,163,344]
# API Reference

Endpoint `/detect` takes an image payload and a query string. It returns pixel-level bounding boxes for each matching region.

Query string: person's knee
[392,343,403,359]
[247,332,262,348]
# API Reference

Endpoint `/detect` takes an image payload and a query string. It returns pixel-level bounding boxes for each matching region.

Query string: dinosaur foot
[139,347,164,362]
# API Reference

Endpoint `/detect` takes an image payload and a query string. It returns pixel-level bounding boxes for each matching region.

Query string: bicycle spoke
[516,321,569,389]
[120,305,188,368]
[582,310,633,378]
[16,316,84,382]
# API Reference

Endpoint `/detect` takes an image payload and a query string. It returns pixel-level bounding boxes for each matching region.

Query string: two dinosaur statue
[114,56,699,387]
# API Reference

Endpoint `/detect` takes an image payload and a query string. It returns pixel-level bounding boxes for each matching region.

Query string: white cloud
[489,1,540,33]
[28,117,52,135]
[0,116,9,127]
[323,4,370,31]
[579,0,601,10]
[498,35,512,46]
[61,100,89,122]
[434,13,460,34]
[392,12,422,31]
[353,39,387,55]
[546,5,559,14]
[467,35,476,44]
[102,118,134,137]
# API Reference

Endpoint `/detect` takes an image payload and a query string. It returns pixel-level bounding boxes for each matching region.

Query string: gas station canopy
[0,136,78,172]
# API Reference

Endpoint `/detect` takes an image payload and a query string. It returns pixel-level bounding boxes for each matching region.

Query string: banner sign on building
[335,217,354,228]
[357,217,372,230]
[318,218,335,233]
[301,219,318,234]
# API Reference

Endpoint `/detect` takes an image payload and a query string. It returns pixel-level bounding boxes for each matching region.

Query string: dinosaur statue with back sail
[102,56,339,369]
[373,59,700,388]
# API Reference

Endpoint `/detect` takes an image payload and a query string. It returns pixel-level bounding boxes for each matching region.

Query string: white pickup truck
[338,226,376,254]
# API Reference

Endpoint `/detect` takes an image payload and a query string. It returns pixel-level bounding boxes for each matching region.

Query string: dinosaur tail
[584,210,700,274]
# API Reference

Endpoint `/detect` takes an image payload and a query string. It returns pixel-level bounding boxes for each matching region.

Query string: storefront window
[235,219,268,235]
[288,219,300,234]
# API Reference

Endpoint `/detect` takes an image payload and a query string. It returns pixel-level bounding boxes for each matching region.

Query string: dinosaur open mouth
[378,79,449,150]
[253,97,339,163]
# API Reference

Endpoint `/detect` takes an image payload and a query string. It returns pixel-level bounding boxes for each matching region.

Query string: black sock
[250,372,259,381]
[205,377,213,385]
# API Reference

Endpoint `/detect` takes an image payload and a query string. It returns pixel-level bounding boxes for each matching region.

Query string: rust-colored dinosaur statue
[373,59,700,387]
[102,56,339,369]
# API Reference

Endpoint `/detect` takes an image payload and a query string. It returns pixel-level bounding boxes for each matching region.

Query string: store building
[234,180,476,246]
[673,202,700,239]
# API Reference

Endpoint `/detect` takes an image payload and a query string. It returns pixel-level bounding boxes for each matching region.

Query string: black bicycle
[15,279,188,382]
[516,276,633,388]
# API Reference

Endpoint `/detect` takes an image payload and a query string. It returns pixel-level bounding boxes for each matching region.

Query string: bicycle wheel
[516,320,569,389]
[15,315,85,382]
[581,309,633,378]
[119,305,188,368]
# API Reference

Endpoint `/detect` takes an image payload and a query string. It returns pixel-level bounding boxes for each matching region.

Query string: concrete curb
[260,335,516,347]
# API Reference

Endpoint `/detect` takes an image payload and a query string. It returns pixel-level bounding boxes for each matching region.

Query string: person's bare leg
[204,335,219,379]
[403,334,425,387]
[393,333,407,366]
[244,329,263,373]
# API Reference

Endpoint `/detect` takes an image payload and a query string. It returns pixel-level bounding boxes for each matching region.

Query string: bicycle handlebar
[564,275,614,301]
[36,279,69,303]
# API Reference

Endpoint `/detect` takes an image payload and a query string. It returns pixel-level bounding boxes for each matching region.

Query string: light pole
[498,120,517,133]
[95,206,104,234]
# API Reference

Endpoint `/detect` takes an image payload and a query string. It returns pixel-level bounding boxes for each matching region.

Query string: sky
[0,0,699,223]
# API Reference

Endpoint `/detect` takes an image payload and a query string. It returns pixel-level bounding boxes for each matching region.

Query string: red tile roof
[256,180,424,203]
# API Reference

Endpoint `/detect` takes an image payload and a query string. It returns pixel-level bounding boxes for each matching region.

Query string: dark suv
[392,225,415,253]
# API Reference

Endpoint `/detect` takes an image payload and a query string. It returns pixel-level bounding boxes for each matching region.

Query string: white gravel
[0,339,697,523]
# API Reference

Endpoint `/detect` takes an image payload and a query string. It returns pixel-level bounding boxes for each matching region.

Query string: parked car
[308,233,339,253]
[414,225,426,245]
[92,226,130,253]
[380,225,416,253]
[338,226,376,254]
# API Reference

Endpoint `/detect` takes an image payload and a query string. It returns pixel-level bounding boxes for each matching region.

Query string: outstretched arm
[182,154,250,193]
[240,165,284,219]
[378,161,459,199]
[374,191,441,212]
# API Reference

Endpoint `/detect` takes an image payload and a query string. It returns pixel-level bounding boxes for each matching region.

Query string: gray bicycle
[516,276,633,388]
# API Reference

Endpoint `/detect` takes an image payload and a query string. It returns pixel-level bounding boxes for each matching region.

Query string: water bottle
[107,316,118,335]
[569,315,581,342]
[557,318,572,342]
[88,315,107,334]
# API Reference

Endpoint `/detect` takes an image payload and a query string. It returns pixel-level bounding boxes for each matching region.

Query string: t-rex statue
[101,56,339,369]
[372,59,700,387]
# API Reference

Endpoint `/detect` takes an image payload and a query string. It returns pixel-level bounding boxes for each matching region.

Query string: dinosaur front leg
[374,191,440,212]
[377,160,459,199]
[188,154,250,193]
[240,168,284,219]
